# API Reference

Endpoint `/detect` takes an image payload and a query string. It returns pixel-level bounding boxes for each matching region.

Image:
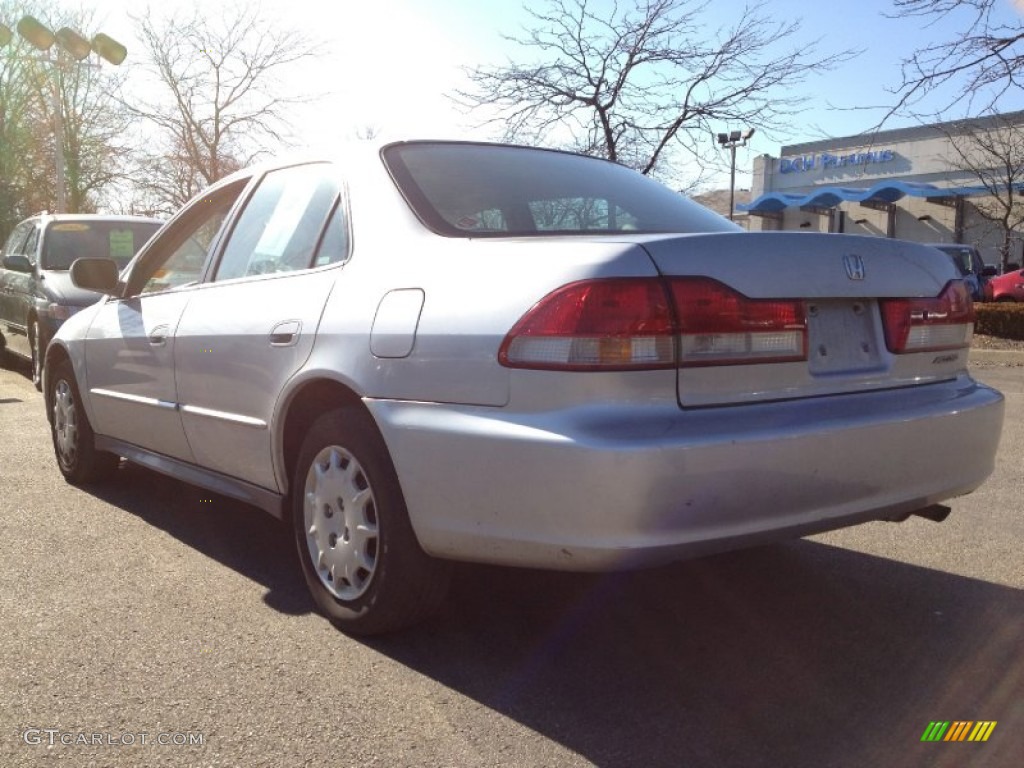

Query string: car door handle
[149,323,170,347]
[269,320,301,347]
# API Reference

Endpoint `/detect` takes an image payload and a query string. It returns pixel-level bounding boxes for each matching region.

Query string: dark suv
[0,213,162,388]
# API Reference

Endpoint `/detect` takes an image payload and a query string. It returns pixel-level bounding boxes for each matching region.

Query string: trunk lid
[638,232,972,407]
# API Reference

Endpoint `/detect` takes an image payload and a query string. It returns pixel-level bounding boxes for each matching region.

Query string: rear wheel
[292,408,451,635]
[49,359,119,484]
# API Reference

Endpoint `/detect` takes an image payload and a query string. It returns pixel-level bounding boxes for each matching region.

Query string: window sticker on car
[52,223,91,232]
[108,230,135,260]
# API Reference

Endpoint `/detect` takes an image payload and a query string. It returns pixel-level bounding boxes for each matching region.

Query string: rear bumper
[367,376,1004,570]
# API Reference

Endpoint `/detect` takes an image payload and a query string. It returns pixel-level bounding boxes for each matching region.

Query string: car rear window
[42,221,162,270]
[382,142,737,238]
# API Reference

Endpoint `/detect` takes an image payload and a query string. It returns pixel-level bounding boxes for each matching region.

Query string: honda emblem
[843,254,866,280]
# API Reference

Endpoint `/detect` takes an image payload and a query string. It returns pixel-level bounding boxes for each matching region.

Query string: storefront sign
[780,149,896,174]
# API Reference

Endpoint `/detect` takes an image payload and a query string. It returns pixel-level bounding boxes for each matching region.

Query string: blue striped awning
[739,180,1007,213]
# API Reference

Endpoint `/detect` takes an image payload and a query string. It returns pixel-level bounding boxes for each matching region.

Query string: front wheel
[292,408,451,635]
[49,359,119,484]
[30,319,43,391]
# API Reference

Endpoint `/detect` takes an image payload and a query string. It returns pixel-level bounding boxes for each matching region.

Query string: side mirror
[2,253,33,272]
[982,266,998,277]
[70,257,119,295]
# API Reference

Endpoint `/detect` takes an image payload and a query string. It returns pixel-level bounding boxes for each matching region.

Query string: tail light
[880,281,974,354]
[669,278,807,366]
[499,277,807,370]
[498,279,676,370]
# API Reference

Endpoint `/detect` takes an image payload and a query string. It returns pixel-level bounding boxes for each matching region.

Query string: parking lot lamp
[716,128,756,222]
[10,16,126,214]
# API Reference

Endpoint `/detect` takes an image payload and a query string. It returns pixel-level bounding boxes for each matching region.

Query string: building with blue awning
[741,111,1024,267]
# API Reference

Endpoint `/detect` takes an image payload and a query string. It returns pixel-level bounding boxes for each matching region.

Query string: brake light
[498,279,676,370]
[669,278,807,366]
[880,281,974,354]
[499,277,808,370]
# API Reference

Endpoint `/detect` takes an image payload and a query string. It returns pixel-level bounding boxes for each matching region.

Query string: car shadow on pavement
[83,461,313,617]
[85,460,1023,767]
[369,542,1023,768]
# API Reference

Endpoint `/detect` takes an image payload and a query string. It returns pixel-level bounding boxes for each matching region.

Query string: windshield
[382,142,738,238]
[935,245,977,276]
[41,221,162,270]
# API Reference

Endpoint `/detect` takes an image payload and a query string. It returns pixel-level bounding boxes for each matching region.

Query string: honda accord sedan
[45,140,1004,634]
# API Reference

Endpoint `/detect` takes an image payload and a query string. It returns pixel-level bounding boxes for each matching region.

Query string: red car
[986,268,1024,302]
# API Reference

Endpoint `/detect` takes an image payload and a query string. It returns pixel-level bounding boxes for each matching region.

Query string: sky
[47,0,1024,189]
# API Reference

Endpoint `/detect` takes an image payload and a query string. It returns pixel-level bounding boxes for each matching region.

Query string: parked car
[0,213,162,389]
[926,243,995,301]
[45,141,1004,634]
[985,268,1024,302]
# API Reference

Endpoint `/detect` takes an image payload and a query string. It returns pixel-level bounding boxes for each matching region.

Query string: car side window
[129,183,247,296]
[214,164,340,281]
[20,225,41,262]
[3,222,32,259]
[312,200,350,267]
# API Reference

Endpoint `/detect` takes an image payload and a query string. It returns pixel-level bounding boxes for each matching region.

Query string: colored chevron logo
[921,721,997,742]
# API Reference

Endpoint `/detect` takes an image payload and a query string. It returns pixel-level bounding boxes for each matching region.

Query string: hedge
[975,302,1024,340]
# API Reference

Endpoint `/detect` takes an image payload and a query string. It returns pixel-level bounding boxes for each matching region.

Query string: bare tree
[456,0,851,180]
[889,0,1024,117]
[56,42,131,214]
[943,112,1024,272]
[127,2,318,210]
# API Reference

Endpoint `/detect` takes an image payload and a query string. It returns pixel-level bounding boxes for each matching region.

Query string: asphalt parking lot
[1,355,1022,767]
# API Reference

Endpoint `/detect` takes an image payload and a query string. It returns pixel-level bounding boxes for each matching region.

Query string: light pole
[716,128,755,222]
[1,16,126,214]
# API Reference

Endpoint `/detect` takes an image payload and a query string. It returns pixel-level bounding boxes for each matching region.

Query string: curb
[969,348,1024,365]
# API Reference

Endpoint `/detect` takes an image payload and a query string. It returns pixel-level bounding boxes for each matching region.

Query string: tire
[29,319,43,391]
[49,359,119,484]
[292,408,451,635]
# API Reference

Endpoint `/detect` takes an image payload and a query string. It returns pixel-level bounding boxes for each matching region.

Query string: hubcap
[303,445,379,600]
[53,379,78,468]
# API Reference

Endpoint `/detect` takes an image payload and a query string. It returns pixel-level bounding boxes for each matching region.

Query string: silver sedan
[45,140,1004,634]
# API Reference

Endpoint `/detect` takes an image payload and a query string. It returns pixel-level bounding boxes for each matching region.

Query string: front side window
[129,183,246,296]
[214,164,341,281]
[382,141,738,238]
[3,222,33,259]
[21,225,40,261]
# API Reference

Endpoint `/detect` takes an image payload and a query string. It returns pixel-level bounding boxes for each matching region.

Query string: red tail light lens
[499,277,808,370]
[499,279,677,370]
[670,278,807,366]
[880,281,975,354]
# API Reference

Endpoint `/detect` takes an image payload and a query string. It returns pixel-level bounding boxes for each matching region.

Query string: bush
[975,302,1024,340]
